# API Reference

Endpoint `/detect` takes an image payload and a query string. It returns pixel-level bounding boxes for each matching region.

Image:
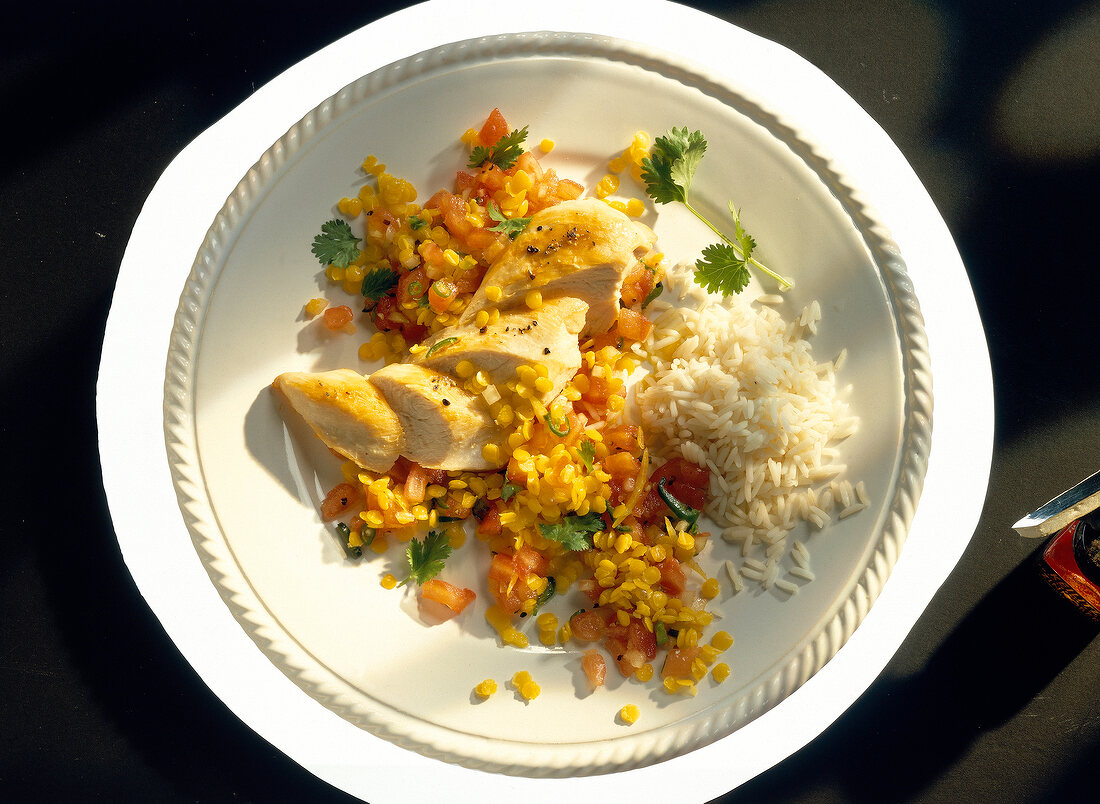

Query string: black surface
[3,1,1098,801]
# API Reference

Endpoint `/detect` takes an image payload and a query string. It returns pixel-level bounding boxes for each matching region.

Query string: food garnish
[468,125,529,170]
[359,265,399,302]
[641,127,792,293]
[538,512,605,552]
[310,218,361,268]
[400,530,452,586]
[486,202,531,239]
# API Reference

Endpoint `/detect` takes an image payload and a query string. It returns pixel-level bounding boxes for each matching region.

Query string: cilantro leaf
[401,530,452,586]
[468,126,529,170]
[639,127,792,293]
[486,202,531,239]
[360,265,399,301]
[577,439,596,472]
[408,214,428,230]
[500,482,522,501]
[539,512,605,552]
[311,219,361,268]
[695,243,751,296]
[640,127,706,204]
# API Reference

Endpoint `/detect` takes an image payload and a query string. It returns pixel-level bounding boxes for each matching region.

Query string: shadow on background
[718,537,1100,802]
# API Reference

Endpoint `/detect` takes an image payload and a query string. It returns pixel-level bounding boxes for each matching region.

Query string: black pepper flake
[479,326,488,334]
[527,245,539,253]
[543,347,551,354]
[442,399,451,406]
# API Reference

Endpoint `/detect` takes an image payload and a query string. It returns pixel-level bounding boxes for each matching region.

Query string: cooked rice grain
[637,263,864,590]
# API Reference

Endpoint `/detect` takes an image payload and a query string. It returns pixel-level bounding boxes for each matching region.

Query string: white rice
[635,262,865,592]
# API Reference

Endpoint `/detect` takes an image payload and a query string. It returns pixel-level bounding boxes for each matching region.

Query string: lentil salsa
[296,109,733,700]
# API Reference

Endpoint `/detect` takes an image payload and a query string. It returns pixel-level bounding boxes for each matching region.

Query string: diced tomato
[661,646,701,678]
[478,108,510,147]
[322,305,354,331]
[576,579,601,604]
[581,649,606,688]
[365,208,400,240]
[371,294,428,343]
[475,501,502,537]
[616,308,653,342]
[486,548,547,615]
[320,482,359,521]
[620,265,656,308]
[427,279,456,314]
[452,263,486,293]
[605,618,658,676]
[396,266,427,305]
[649,457,709,511]
[421,579,476,616]
[514,546,549,576]
[604,451,640,480]
[658,557,688,597]
[603,424,641,454]
[569,608,612,642]
[579,373,623,405]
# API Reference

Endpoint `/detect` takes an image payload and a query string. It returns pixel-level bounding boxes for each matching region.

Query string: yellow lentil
[474,679,498,698]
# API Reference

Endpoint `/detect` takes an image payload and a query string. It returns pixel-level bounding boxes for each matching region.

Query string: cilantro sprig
[311,219,361,268]
[360,265,399,301]
[468,126,529,170]
[487,202,531,239]
[539,512,606,552]
[641,128,792,294]
[400,530,452,586]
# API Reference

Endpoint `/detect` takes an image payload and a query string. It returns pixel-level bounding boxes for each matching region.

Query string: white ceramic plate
[99,2,990,801]
[163,29,928,776]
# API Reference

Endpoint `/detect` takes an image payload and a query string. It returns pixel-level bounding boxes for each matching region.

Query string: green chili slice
[657,477,700,531]
[544,404,572,437]
[531,576,557,617]
[334,522,363,559]
[424,336,458,358]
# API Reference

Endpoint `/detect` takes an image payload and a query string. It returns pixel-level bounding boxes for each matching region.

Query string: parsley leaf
[639,128,792,293]
[539,512,605,552]
[468,126,529,170]
[408,214,427,230]
[360,265,399,301]
[486,202,531,239]
[311,219,361,268]
[577,439,596,472]
[401,530,452,586]
[500,482,522,502]
[695,244,750,296]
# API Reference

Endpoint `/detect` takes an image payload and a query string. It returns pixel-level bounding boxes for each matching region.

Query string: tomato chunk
[478,108,510,147]
[421,579,476,616]
[320,482,359,521]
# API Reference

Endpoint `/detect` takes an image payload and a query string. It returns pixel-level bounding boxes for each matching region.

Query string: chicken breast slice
[272,368,404,473]
[414,297,587,402]
[367,363,505,471]
[459,198,657,338]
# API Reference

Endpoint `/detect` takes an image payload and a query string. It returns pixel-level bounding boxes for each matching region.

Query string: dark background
[2,1,1098,801]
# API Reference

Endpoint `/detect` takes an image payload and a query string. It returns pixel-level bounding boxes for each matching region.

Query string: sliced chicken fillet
[459,198,657,338]
[272,369,404,473]
[367,363,505,471]
[415,297,587,402]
